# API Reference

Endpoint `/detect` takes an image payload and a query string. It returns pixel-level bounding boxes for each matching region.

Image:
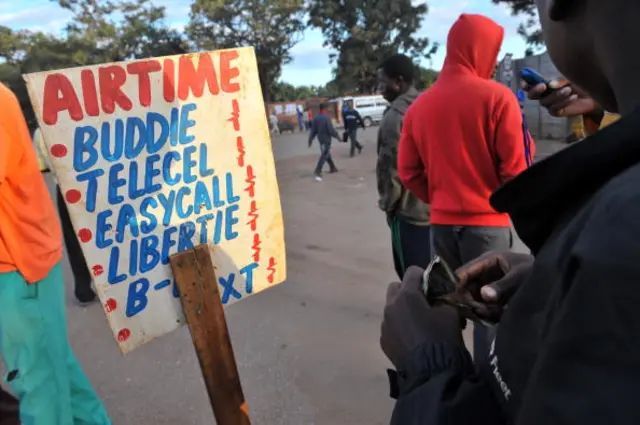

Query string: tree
[0,26,88,130]
[414,67,439,91]
[308,0,437,94]
[491,0,544,54]
[271,82,339,102]
[0,1,186,131]
[56,0,187,61]
[187,0,306,102]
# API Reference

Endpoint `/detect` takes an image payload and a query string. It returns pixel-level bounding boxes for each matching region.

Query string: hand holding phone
[519,68,559,97]
[422,256,502,327]
[520,68,599,117]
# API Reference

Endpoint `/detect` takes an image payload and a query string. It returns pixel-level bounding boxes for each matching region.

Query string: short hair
[319,102,328,110]
[378,54,415,84]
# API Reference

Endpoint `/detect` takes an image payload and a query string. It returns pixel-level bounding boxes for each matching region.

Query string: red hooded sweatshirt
[398,14,534,227]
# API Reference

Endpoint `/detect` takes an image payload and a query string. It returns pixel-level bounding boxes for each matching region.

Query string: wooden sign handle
[170,244,251,425]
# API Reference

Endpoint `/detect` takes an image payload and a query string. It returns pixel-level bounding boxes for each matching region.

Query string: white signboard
[25,47,287,353]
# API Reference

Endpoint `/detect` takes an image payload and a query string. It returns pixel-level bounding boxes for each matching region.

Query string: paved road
[4,127,565,424]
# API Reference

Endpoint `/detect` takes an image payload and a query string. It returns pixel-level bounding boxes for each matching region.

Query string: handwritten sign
[24,48,286,353]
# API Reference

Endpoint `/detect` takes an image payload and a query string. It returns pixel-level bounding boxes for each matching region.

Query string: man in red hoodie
[397,13,532,363]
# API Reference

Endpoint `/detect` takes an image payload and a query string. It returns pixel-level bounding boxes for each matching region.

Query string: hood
[390,86,420,115]
[442,14,504,79]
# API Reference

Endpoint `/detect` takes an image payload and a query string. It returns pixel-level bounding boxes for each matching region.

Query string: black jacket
[342,108,364,131]
[308,113,339,146]
[391,110,640,425]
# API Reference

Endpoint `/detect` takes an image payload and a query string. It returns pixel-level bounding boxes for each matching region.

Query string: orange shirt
[0,83,62,283]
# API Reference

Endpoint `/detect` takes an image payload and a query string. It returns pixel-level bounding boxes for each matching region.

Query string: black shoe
[75,288,98,306]
[358,145,363,154]
[329,168,339,173]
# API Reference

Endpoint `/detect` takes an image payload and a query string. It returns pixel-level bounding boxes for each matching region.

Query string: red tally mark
[267,257,277,284]
[228,99,240,131]
[247,200,259,231]
[245,165,256,198]
[229,98,263,272]
[251,233,262,263]
[236,136,245,167]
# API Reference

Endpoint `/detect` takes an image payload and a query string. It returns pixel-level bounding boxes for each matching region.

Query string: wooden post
[170,244,251,425]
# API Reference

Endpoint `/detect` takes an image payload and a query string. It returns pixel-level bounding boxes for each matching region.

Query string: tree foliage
[58,0,187,61]
[271,82,340,102]
[0,0,186,131]
[187,0,306,102]
[415,67,439,91]
[308,0,437,94]
[491,0,544,54]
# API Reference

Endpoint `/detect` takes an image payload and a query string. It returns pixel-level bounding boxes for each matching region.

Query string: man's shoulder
[573,163,640,250]
[478,80,519,105]
[379,108,403,135]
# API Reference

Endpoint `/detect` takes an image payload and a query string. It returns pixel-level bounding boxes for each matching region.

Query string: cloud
[0,4,71,31]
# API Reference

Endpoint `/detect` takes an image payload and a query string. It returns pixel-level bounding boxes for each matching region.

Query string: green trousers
[0,263,111,425]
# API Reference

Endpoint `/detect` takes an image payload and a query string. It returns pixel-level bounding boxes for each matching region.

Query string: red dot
[117,328,131,342]
[77,228,92,243]
[50,144,67,158]
[65,189,81,204]
[91,265,104,277]
[104,298,117,313]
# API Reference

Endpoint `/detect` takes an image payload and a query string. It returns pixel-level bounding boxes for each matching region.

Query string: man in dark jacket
[380,2,640,424]
[308,103,341,182]
[342,100,364,157]
[376,54,431,279]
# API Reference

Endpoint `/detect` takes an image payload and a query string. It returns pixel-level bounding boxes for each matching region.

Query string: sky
[0,0,537,87]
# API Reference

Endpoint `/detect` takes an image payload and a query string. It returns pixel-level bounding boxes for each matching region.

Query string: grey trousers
[430,225,512,366]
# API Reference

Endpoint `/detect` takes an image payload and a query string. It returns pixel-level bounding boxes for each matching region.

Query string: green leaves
[307,0,436,94]
[187,0,306,101]
[491,0,544,50]
[0,0,187,131]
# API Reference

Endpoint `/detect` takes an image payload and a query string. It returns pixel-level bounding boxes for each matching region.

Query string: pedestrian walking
[269,110,280,135]
[308,103,341,181]
[376,54,431,279]
[296,103,305,132]
[0,82,111,425]
[306,108,313,131]
[342,100,364,157]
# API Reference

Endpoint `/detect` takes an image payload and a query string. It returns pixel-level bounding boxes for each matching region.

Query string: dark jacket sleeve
[327,116,340,140]
[514,195,640,425]
[355,110,365,128]
[308,117,317,146]
[391,343,505,425]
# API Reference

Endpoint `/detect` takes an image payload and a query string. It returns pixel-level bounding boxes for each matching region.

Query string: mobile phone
[519,68,549,87]
[422,256,499,327]
[422,256,458,303]
[520,68,562,97]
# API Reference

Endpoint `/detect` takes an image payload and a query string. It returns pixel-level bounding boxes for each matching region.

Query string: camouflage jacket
[376,87,430,225]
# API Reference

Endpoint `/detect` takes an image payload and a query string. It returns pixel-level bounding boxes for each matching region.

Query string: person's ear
[548,0,584,21]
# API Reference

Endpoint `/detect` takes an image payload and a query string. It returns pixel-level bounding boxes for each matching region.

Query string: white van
[342,95,389,127]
